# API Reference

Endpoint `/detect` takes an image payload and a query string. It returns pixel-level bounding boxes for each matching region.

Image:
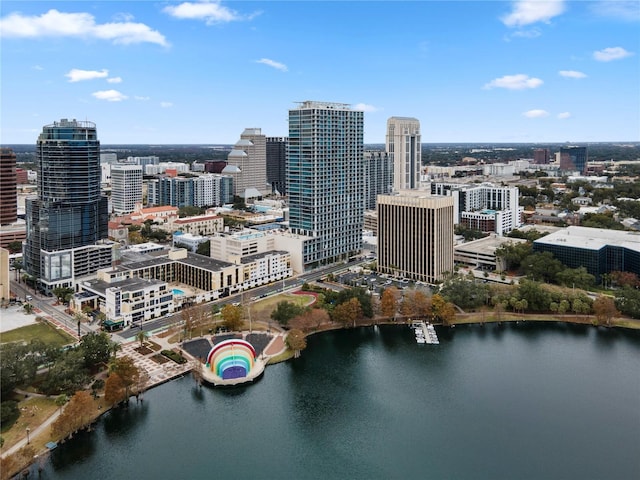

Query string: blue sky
[1,1,638,144]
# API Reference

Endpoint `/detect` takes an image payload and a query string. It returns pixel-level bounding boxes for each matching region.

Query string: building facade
[377,192,454,283]
[24,119,110,293]
[559,146,588,174]
[430,182,522,235]
[0,148,17,226]
[386,117,421,191]
[288,101,364,270]
[225,128,268,199]
[266,136,288,196]
[111,164,143,214]
[364,150,393,211]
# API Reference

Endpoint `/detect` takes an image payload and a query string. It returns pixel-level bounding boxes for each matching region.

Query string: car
[232,302,240,307]
[26,295,33,301]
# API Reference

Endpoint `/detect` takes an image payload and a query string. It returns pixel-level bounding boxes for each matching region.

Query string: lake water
[39,323,640,479]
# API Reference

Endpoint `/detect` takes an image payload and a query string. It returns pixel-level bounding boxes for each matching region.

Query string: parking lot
[333,269,431,296]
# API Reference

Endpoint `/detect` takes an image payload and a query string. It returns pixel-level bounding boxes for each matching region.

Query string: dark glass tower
[559,146,588,174]
[266,137,288,195]
[24,119,109,289]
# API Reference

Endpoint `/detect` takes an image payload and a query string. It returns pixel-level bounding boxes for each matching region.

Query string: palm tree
[136,330,148,347]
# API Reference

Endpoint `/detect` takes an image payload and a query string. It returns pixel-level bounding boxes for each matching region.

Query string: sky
[1,0,639,145]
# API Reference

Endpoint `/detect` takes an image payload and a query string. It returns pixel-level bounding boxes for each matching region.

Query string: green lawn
[0,322,76,347]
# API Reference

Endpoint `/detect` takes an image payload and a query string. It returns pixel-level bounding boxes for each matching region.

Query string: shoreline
[3,313,638,478]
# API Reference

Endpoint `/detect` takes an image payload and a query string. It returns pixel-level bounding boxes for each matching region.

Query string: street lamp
[26,427,30,444]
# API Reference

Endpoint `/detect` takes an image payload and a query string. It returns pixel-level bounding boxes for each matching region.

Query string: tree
[270,301,306,326]
[23,303,33,314]
[55,394,69,412]
[285,329,307,358]
[6,241,22,254]
[104,373,126,406]
[555,267,595,290]
[431,294,456,326]
[12,259,23,282]
[517,280,551,312]
[51,391,94,439]
[440,275,489,310]
[79,332,116,371]
[179,206,205,218]
[380,287,399,319]
[40,349,90,395]
[495,241,532,272]
[53,287,74,304]
[615,286,640,319]
[611,271,640,289]
[221,304,243,331]
[332,297,363,328]
[109,356,141,400]
[136,330,148,347]
[593,296,619,326]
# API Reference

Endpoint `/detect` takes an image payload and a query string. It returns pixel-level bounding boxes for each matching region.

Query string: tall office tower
[559,146,588,174]
[386,117,421,191]
[266,137,288,195]
[288,101,364,269]
[377,192,454,283]
[24,119,110,293]
[363,150,392,210]
[533,148,550,165]
[225,128,268,200]
[111,164,143,214]
[0,148,17,225]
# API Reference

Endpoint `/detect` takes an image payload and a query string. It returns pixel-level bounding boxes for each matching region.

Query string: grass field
[0,322,76,347]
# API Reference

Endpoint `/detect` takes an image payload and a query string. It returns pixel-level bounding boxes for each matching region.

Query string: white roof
[534,226,640,252]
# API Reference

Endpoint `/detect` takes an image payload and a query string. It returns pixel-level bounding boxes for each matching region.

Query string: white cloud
[107,77,122,84]
[32,65,44,70]
[557,112,571,119]
[593,46,634,61]
[256,58,288,72]
[559,70,587,79]
[160,101,173,108]
[509,28,542,39]
[92,90,127,102]
[163,1,257,25]
[484,74,543,90]
[353,103,379,113]
[590,1,640,21]
[501,0,566,27]
[0,9,168,46]
[134,96,150,101]
[65,68,109,82]
[523,109,549,118]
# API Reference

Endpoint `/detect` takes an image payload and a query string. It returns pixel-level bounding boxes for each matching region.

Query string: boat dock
[411,321,439,345]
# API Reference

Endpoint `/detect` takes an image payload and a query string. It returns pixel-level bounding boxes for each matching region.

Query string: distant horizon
[1,1,638,144]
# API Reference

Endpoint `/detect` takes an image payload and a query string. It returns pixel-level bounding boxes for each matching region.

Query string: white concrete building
[386,117,421,191]
[111,164,143,214]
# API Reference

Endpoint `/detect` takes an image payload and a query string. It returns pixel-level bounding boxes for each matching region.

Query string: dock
[412,321,439,345]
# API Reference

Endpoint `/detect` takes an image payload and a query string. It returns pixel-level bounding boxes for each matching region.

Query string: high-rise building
[430,182,522,235]
[559,146,588,174]
[533,148,550,165]
[377,192,454,283]
[364,150,392,211]
[24,119,110,293]
[386,117,421,191]
[266,137,288,195]
[225,128,268,200]
[288,101,364,269]
[0,148,17,226]
[193,174,234,207]
[111,164,143,214]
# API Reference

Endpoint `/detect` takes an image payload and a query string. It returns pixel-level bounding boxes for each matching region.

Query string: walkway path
[1,409,62,459]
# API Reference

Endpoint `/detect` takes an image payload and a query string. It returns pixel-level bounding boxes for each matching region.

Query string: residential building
[288,101,364,270]
[430,182,522,235]
[386,117,421,191]
[193,173,233,207]
[24,119,111,294]
[364,150,392,210]
[147,176,194,207]
[168,214,224,236]
[225,128,268,199]
[377,192,454,283]
[266,137,288,195]
[111,164,143,214]
[533,226,640,282]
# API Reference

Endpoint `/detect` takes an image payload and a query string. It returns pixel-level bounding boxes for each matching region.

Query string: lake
[39,322,640,479]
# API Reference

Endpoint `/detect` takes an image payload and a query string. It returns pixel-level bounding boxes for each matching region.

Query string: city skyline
[1,1,638,145]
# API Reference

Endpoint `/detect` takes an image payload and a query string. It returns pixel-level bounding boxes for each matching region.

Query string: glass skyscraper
[24,119,109,292]
[288,101,364,269]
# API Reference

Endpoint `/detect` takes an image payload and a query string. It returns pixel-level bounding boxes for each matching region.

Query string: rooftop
[534,226,640,252]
